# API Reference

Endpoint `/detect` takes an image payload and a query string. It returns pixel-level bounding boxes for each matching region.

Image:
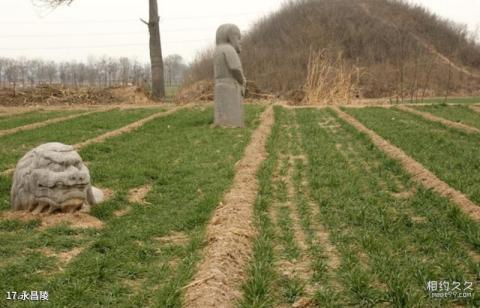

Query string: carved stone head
[216,24,242,54]
[10,142,98,214]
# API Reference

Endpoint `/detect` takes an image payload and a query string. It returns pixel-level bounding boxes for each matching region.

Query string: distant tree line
[0,54,187,89]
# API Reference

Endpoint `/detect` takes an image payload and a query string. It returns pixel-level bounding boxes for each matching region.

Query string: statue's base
[214,82,244,128]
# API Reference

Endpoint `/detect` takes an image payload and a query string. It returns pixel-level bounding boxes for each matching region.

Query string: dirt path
[469,105,480,114]
[74,106,185,150]
[0,109,36,118]
[358,2,480,79]
[0,111,96,138]
[398,105,480,133]
[280,100,479,110]
[183,106,274,308]
[416,38,480,79]
[332,107,480,222]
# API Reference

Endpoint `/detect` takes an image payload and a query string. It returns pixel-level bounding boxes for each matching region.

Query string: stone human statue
[214,23,246,127]
[10,142,104,214]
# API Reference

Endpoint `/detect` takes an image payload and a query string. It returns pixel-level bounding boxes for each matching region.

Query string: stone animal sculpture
[11,142,103,214]
[214,23,246,127]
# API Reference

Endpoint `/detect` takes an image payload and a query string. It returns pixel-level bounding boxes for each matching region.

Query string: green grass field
[240,107,479,307]
[0,105,264,307]
[344,106,480,205]
[0,110,83,130]
[413,104,480,130]
[0,103,478,307]
[0,108,165,171]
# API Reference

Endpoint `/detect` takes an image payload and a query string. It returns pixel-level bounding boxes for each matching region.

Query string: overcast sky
[0,0,479,64]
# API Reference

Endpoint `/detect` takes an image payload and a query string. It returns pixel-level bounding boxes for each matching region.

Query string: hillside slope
[184,0,480,102]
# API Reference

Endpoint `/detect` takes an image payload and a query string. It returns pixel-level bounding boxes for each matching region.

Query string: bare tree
[5,59,19,94]
[141,0,166,99]
[45,61,57,85]
[34,0,166,100]
[164,54,187,86]
[0,57,5,87]
[119,57,132,86]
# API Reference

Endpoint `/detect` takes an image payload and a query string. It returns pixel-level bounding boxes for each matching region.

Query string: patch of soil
[391,188,417,199]
[154,231,189,246]
[312,223,341,271]
[469,105,480,113]
[41,247,84,264]
[333,107,480,222]
[0,111,95,137]
[398,105,480,133]
[292,298,314,308]
[127,185,152,204]
[113,207,132,217]
[411,216,427,223]
[468,250,480,264]
[99,188,114,201]
[1,211,104,229]
[1,167,14,177]
[183,106,274,308]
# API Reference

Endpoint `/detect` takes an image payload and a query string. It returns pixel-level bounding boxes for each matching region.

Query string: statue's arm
[231,69,246,87]
[224,50,246,86]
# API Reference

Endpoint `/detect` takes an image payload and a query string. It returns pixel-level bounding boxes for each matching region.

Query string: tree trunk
[149,0,165,100]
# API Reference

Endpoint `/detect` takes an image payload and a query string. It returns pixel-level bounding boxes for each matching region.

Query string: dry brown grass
[184,0,480,101]
[303,50,358,105]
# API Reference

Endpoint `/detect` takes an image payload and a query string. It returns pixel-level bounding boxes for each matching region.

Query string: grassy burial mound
[185,0,480,103]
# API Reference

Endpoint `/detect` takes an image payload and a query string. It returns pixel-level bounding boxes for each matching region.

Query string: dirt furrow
[0,109,32,118]
[268,116,319,306]
[285,157,308,252]
[272,155,312,295]
[183,106,274,308]
[293,119,342,277]
[0,111,96,138]
[469,105,480,114]
[333,107,480,222]
[397,105,480,133]
[74,106,185,150]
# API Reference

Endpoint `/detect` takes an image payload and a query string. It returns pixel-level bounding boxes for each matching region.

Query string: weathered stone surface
[214,23,246,127]
[10,142,102,214]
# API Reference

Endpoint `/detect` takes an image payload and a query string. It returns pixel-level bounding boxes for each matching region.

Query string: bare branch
[32,0,74,8]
